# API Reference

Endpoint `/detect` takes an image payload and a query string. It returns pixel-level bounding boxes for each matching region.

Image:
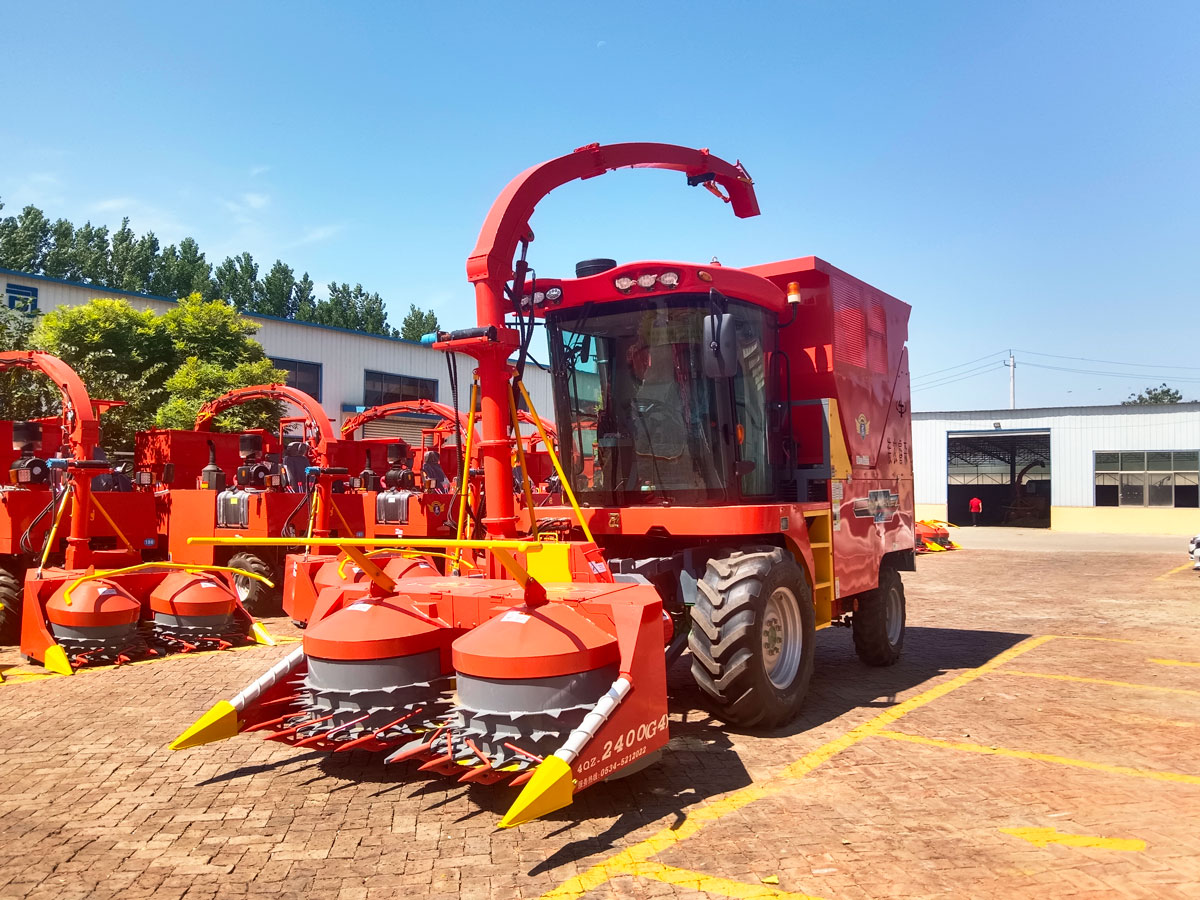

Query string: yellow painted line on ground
[624,862,827,899]
[0,635,300,688]
[1148,657,1200,669]
[537,634,1057,900]
[999,826,1145,852]
[1052,635,1142,644]
[1001,669,1200,697]
[1156,562,1195,580]
[876,730,1200,785]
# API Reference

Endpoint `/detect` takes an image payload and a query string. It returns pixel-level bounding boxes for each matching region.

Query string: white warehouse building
[1,268,556,443]
[914,404,1200,534]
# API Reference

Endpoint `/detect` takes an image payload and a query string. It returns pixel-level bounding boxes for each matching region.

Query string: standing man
[969,495,983,526]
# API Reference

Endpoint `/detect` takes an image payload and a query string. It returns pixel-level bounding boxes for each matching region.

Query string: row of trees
[0,198,439,339]
[1,297,286,451]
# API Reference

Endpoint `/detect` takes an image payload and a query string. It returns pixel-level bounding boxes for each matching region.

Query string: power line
[1013,349,1200,372]
[911,350,1008,383]
[912,363,1003,392]
[1021,360,1200,384]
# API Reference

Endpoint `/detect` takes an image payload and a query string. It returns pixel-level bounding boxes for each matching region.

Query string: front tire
[853,566,906,666]
[689,548,816,728]
[0,567,22,643]
[228,552,282,617]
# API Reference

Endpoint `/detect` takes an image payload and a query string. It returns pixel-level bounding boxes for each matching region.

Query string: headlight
[637,273,657,289]
[614,276,636,292]
[659,271,680,288]
[545,286,563,303]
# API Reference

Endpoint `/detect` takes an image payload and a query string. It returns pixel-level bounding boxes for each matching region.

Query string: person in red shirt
[969,496,982,526]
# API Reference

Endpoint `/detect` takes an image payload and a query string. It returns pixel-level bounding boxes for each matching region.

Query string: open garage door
[947,430,1050,527]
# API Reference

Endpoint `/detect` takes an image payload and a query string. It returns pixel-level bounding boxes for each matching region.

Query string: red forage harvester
[172,142,916,828]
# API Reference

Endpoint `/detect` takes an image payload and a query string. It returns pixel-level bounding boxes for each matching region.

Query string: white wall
[2,270,556,429]
[913,404,1200,507]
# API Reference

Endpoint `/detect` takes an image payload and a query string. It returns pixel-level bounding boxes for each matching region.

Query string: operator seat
[281,441,311,492]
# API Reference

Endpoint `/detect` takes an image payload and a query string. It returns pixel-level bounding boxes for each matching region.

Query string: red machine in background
[137,384,380,615]
[174,142,916,829]
[283,399,560,625]
[0,351,264,673]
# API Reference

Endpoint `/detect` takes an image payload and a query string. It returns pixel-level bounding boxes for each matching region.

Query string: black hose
[19,489,60,556]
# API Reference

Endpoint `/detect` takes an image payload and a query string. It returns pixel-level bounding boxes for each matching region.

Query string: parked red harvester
[0,351,267,673]
[173,142,916,828]
[137,383,388,615]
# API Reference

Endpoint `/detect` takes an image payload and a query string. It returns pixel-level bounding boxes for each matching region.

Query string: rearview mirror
[702,312,738,378]
[579,334,591,364]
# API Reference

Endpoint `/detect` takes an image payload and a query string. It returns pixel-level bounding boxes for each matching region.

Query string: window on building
[363,370,437,407]
[5,283,38,312]
[269,357,322,401]
[1094,450,1198,508]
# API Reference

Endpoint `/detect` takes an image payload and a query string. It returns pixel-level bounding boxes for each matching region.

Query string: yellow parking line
[1001,669,1200,697]
[624,862,828,899]
[1148,657,1200,669]
[1156,562,1195,580]
[999,826,1145,852]
[537,634,1057,900]
[876,730,1200,785]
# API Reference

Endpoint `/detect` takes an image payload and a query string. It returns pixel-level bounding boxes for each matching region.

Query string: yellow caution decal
[170,699,240,750]
[497,755,575,828]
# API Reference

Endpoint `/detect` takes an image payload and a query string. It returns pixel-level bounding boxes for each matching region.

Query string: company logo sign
[852,489,900,524]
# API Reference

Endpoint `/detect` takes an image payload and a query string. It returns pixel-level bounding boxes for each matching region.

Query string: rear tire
[0,567,22,643]
[689,548,815,728]
[228,552,282,617]
[853,566,906,666]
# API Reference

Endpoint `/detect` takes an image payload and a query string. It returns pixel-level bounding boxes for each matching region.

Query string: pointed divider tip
[497,755,575,829]
[169,700,240,750]
[43,645,74,676]
[250,622,276,646]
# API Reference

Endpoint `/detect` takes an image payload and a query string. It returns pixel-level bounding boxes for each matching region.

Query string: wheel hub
[761,587,802,690]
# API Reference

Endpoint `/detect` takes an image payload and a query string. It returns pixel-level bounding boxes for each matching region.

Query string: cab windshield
[547,294,773,506]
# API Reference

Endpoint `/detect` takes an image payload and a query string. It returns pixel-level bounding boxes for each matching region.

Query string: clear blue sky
[2,1,1196,411]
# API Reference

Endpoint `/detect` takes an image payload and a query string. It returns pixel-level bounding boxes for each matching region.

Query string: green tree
[161,292,266,369]
[315,282,393,335]
[42,219,78,280]
[294,272,317,320]
[0,205,52,272]
[258,260,297,318]
[399,304,439,341]
[0,307,55,419]
[72,222,111,283]
[154,356,286,432]
[31,299,174,449]
[1123,383,1185,405]
[215,251,260,311]
[153,237,214,299]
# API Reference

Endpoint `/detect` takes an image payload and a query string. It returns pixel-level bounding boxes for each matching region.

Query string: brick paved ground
[1,541,1198,899]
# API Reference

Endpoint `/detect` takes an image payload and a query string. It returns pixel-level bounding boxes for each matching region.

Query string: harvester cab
[173,142,915,829]
[0,350,265,671]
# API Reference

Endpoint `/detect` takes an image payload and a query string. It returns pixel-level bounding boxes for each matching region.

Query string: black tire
[0,567,22,643]
[228,552,282,617]
[853,566,906,666]
[688,547,815,728]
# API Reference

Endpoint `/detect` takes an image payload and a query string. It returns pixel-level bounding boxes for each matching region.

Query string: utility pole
[1005,351,1015,409]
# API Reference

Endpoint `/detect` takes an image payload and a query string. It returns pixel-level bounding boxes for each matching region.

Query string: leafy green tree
[161,293,266,369]
[72,222,111,283]
[400,304,439,341]
[258,260,297,318]
[294,272,317,320]
[1123,383,1185,405]
[153,237,214,299]
[0,205,52,272]
[108,217,156,292]
[42,219,78,280]
[315,282,393,335]
[0,307,55,419]
[154,356,286,432]
[31,299,174,449]
[215,252,260,311]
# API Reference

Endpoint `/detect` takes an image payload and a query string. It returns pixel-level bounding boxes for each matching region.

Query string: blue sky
[2,1,1196,411]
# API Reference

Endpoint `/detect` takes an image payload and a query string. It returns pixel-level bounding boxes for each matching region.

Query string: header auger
[172,141,915,829]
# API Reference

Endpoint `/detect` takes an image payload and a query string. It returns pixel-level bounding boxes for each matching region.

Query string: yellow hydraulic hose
[37,483,73,577]
[516,380,594,544]
[508,383,538,532]
[62,561,273,606]
[452,380,480,573]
